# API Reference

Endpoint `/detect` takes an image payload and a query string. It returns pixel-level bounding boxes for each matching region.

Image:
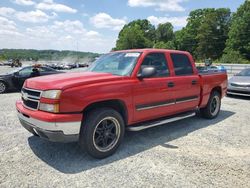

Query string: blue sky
[0,0,245,53]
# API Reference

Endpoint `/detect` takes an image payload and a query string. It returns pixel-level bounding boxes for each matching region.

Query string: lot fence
[196,63,250,75]
[221,64,250,74]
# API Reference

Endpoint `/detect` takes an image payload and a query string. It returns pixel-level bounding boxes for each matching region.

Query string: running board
[127,111,196,131]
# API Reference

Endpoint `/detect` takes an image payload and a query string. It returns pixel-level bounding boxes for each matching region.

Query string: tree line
[0,49,99,62]
[114,0,250,64]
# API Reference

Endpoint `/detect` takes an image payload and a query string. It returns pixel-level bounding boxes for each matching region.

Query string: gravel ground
[0,66,250,187]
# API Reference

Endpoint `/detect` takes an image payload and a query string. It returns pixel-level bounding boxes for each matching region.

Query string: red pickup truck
[16,49,227,158]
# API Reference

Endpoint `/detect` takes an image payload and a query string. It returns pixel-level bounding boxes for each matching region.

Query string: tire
[200,91,221,119]
[79,108,125,159]
[0,81,7,94]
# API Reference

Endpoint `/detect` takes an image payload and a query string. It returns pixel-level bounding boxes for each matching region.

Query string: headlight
[41,90,61,99]
[39,103,59,113]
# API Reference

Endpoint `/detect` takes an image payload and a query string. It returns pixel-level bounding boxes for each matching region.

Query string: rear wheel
[0,81,7,94]
[79,108,125,159]
[200,91,221,119]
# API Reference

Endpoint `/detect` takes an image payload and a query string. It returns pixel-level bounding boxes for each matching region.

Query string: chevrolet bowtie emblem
[22,92,29,101]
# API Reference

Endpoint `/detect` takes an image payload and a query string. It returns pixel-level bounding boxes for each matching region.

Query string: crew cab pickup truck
[16,49,227,158]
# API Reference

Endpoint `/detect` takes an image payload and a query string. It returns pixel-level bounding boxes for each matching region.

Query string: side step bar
[127,111,196,131]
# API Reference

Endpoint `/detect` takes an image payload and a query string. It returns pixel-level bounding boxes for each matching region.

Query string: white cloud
[18,20,108,52]
[148,15,188,27]
[0,7,16,17]
[86,31,100,37]
[128,0,187,12]
[65,35,73,40]
[24,19,102,43]
[0,16,22,36]
[36,0,77,13]
[90,13,126,30]
[26,26,56,38]
[0,6,57,23]
[53,20,86,34]
[13,0,35,6]
[0,16,16,31]
[16,10,50,23]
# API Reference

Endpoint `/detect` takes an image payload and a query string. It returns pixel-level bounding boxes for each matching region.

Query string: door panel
[171,75,200,113]
[169,53,201,112]
[133,77,176,122]
[132,52,176,123]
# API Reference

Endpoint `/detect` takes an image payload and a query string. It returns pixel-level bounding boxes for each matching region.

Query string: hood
[229,76,250,85]
[0,73,12,77]
[25,72,123,90]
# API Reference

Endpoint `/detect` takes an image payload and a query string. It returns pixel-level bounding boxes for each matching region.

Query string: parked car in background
[3,60,12,66]
[11,59,22,67]
[196,65,227,73]
[216,65,227,72]
[0,65,64,93]
[16,49,227,158]
[78,62,89,68]
[47,63,58,69]
[227,68,250,97]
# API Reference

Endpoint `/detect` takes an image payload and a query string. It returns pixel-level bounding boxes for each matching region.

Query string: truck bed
[199,71,228,108]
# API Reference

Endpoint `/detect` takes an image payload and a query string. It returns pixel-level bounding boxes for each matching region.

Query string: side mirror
[14,72,19,76]
[137,66,156,79]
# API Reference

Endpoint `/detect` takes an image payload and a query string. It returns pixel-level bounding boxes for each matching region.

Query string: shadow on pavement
[28,110,234,174]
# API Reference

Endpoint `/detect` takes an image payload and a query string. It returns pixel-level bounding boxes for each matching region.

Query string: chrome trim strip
[137,102,175,111]
[22,96,39,102]
[176,98,198,104]
[21,91,40,100]
[127,112,195,131]
[136,96,199,111]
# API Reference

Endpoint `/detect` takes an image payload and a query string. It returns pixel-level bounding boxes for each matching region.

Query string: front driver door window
[139,53,170,77]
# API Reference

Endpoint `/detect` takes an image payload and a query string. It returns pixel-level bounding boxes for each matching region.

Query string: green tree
[196,8,231,60]
[173,8,230,60]
[224,0,250,60]
[174,28,195,53]
[155,22,174,43]
[115,24,151,50]
[154,41,176,49]
[115,19,155,50]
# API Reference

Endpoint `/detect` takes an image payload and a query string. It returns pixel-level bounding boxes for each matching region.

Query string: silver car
[227,68,250,97]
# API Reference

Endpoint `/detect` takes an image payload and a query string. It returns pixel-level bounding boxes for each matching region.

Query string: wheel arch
[82,99,128,125]
[0,79,8,89]
[211,86,222,98]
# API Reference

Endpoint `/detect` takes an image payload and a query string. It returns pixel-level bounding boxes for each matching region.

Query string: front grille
[21,88,42,110]
[231,83,250,88]
[22,88,41,98]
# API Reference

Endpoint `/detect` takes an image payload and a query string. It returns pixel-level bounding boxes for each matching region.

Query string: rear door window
[171,53,193,76]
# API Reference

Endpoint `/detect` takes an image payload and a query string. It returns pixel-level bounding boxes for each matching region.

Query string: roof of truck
[111,48,190,55]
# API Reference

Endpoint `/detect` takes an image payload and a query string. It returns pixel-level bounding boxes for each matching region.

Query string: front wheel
[0,81,7,94]
[79,108,125,159]
[200,91,221,119]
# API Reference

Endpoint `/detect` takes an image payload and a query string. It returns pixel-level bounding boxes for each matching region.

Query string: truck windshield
[89,52,141,76]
